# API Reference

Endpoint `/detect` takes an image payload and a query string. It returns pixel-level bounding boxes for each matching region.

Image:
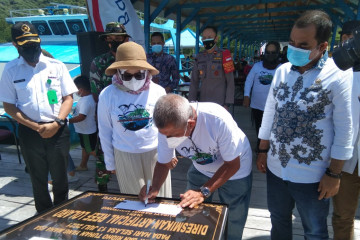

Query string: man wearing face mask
[146,32,180,93]
[332,20,360,240]
[98,42,172,198]
[256,11,357,239]
[243,41,281,150]
[0,22,78,213]
[89,22,130,192]
[139,94,252,240]
[188,26,235,110]
[90,22,130,100]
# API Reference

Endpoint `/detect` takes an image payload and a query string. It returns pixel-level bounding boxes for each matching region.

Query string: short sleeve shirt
[0,54,78,122]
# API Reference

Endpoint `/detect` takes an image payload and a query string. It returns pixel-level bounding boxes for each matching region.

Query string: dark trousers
[267,169,329,240]
[19,124,70,213]
[251,108,264,149]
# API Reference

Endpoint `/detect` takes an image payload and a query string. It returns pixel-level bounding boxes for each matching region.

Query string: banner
[86,0,145,48]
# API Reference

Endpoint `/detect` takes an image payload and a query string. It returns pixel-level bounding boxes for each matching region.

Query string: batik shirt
[90,51,115,95]
[146,52,180,91]
[259,52,356,183]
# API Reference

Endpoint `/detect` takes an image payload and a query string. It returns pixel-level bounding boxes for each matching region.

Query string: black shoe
[98,184,108,193]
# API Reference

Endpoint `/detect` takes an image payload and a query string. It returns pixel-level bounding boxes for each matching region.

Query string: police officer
[188,26,235,109]
[0,21,78,213]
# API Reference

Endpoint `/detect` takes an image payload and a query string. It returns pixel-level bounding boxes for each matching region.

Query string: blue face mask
[287,45,319,67]
[152,44,163,53]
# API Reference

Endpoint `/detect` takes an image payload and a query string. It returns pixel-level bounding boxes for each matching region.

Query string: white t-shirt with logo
[98,82,166,171]
[72,94,97,134]
[157,102,252,180]
[244,61,280,111]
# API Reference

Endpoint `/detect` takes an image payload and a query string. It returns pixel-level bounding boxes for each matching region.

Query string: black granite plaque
[0,191,228,240]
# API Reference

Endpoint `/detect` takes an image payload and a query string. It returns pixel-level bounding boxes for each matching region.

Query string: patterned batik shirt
[146,52,180,91]
[259,52,356,183]
[90,51,115,95]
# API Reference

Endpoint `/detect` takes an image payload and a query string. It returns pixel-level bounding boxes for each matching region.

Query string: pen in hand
[145,179,151,207]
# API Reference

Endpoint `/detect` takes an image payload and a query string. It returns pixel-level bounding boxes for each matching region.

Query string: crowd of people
[0,9,360,240]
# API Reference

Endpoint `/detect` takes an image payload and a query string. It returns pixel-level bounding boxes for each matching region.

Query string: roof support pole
[150,0,171,22]
[234,39,238,58]
[238,40,242,58]
[357,1,360,20]
[195,18,200,54]
[144,0,151,52]
[227,36,231,50]
[220,32,224,49]
[175,7,181,69]
[330,24,337,52]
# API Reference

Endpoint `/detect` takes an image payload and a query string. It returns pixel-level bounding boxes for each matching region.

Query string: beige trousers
[114,148,172,198]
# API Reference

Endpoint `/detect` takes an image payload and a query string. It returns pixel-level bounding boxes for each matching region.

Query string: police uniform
[189,46,235,106]
[0,54,77,213]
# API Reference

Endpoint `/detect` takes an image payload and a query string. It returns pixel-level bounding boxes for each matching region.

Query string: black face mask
[203,39,216,50]
[110,40,124,52]
[264,53,279,63]
[18,43,42,63]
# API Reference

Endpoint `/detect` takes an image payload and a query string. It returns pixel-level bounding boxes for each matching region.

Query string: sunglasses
[121,71,146,81]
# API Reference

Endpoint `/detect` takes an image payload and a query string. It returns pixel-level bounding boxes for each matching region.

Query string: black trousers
[251,108,264,149]
[19,123,70,213]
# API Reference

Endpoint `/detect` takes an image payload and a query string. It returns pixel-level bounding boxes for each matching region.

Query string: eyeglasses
[121,71,146,81]
[265,51,278,54]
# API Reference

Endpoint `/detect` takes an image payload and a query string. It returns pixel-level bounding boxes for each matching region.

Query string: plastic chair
[0,115,22,164]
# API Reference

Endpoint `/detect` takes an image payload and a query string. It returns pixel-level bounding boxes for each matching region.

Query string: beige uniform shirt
[189,47,235,105]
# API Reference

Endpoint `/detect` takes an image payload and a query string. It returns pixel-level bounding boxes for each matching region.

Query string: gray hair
[153,94,193,129]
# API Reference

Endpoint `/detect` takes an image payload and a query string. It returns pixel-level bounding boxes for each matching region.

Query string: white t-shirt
[0,54,77,122]
[244,61,281,111]
[72,94,97,134]
[157,102,252,180]
[98,82,166,171]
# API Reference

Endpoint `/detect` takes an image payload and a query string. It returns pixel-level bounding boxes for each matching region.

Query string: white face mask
[166,123,188,148]
[119,69,147,91]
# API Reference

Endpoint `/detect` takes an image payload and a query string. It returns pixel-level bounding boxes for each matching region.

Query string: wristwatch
[200,186,211,198]
[55,117,67,127]
[256,148,269,154]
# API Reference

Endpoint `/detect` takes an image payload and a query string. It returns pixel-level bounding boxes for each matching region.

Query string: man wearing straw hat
[97,41,172,197]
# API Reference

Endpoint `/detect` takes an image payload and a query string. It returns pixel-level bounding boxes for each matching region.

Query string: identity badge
[47,89,58,104]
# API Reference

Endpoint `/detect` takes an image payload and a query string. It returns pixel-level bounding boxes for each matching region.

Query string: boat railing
[9,3,87,18]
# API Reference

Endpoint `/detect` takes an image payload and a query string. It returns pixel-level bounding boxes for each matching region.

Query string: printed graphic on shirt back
[180,144,217,165]
[117,103,152,131]
[259,71,274,85]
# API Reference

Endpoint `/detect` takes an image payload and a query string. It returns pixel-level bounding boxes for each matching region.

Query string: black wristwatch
[325,168,342,179]
[55,117,67,127]
[200,186,211,198]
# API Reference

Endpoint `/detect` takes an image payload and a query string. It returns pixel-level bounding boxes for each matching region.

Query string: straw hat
[105,42,159,76]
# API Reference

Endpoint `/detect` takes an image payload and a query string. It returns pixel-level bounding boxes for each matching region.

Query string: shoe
[68,174,79,183]
[75,166,88,171]
[48,183,53,192]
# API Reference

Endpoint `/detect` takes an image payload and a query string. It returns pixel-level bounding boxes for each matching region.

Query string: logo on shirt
[259,71,274,85]
[117,103,152,131]
[180,145,217,165]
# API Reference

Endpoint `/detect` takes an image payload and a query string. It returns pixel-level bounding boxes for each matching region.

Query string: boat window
[49,20,69,35]
[84,19,91,32]
[66,20,86,34]
[31,21,52,35]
